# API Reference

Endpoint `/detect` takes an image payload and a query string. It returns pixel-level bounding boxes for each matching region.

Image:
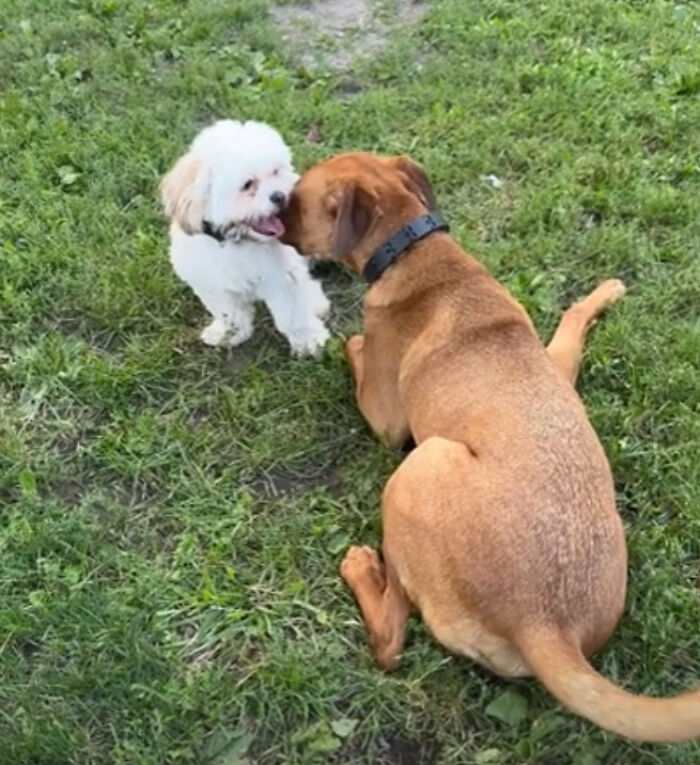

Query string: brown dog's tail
[517,626,700,742]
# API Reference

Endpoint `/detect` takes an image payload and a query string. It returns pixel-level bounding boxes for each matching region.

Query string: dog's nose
[269,191,286,208]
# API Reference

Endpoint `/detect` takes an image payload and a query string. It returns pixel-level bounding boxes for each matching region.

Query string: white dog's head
[160,119,298,242]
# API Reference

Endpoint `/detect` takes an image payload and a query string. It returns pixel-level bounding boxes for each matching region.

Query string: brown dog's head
[281,152,437,275]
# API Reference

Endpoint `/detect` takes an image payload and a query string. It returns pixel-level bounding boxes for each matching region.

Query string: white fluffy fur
[161,120,330,356]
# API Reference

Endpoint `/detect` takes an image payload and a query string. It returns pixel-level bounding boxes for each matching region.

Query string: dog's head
[160,120,298,241]
[281,152,437,273]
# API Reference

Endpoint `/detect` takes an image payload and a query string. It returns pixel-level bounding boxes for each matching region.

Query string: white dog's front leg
[227,302,255,346]
[262,274,330,357]
[194,289,255,347]
[200,318,230,346]
[311,279,331,320]
[286,317,330,357]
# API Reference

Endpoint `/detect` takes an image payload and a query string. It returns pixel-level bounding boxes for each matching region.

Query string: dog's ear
[160,153,209,234]
[330,182,379,260]
[391,155,437,210]
[279,190,299,246]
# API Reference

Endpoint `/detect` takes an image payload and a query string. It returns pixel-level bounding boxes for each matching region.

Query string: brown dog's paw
[575,278,627,330]
[595,278,627,308]
[340,545,386,591]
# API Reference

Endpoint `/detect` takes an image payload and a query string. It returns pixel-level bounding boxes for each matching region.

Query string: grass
[1,0,699,762]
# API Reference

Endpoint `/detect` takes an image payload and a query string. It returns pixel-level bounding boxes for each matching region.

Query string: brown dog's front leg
[547,279,626,386]
[346,334,365,386]
[345,335,409,448]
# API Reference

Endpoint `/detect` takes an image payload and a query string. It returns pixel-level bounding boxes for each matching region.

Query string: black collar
[362,211,449,283]
[202,219,226,243]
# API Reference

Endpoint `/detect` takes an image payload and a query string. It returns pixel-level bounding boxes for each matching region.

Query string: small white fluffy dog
[160,120,330,355]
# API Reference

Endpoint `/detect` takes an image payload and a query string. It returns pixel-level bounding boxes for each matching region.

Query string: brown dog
[281,152,700,741]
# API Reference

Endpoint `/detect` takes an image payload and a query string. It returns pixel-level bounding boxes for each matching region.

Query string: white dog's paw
[200,319,229,347]
[288,324,330,357]
[228,323,254,347]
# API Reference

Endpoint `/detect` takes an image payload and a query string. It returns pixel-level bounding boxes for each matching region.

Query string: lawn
[1,0,699,762]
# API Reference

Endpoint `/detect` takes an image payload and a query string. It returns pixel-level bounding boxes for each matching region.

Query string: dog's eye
[241,179,255,191]
[272,168,279,176]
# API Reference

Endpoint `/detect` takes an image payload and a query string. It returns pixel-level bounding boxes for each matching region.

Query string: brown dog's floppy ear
[331,182,379,260]
[279,189,300,246]
[392,155,438,210]
[160,153,209,234]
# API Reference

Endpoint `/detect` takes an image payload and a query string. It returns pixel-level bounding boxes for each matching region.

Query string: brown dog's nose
[270,191,286,208]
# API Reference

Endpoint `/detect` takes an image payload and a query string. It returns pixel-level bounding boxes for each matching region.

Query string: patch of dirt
[13,637,41,662]
[380,732,441,764]
[51,479,83,506]
[272,0,428,72]
[52,315,126,354]
[251,457,344,499]
[339,731,440,764]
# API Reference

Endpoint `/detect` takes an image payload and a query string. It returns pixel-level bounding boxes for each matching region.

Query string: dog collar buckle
[363,211,449,284]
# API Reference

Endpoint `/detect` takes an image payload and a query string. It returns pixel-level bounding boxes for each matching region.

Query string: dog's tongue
[253,215,285,237]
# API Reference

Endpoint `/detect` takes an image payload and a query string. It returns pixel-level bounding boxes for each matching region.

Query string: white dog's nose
[269,191,286,208]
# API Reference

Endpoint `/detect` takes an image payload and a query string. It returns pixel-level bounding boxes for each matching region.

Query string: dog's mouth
[251,214,285,238]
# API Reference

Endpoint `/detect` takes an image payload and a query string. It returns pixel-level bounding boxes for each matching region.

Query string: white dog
[160,120,330,355]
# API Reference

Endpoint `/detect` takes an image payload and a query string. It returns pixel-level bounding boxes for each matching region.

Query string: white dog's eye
[242,178,255,191]
[272,168,280,176]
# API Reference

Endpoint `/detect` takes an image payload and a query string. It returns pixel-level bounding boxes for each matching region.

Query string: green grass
[1,0,699,762]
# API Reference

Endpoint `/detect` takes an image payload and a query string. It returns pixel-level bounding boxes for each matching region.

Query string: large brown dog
[281,152,700,741]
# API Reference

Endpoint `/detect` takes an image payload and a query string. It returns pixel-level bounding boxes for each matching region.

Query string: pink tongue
[255,215,285,237]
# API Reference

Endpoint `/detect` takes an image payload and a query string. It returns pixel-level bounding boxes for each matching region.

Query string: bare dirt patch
[271,0,428,72]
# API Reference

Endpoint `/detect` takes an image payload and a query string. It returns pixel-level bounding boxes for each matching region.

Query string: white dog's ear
[160,153,209,234]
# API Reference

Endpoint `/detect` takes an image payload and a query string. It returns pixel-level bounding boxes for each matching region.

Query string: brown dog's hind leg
[340,545,410,670]
[546,279,626,385]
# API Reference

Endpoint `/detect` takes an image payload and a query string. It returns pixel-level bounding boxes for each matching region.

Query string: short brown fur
[281,152,700,742]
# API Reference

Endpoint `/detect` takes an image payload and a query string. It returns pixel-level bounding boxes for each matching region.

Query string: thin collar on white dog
[202,220,226,243]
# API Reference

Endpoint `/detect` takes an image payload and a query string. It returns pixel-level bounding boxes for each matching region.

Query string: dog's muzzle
[201,215,285,243]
